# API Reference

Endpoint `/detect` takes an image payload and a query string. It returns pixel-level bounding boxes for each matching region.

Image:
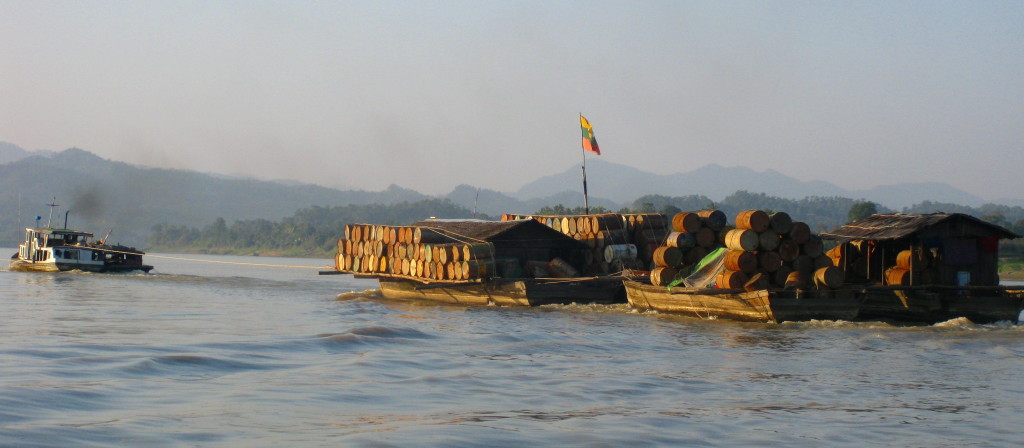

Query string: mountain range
[0,141,1017,246]
[516,158,991,209]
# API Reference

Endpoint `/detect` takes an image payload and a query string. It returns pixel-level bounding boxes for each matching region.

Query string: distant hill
[0,141,54,164]
[0,148,428,246]
[443,184,621,217]
[515,159,988,209]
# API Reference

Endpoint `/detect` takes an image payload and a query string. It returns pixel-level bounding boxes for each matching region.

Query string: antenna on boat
[45,197,59,228]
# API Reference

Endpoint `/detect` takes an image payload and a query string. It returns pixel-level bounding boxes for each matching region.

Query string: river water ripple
[1,252,1022,447]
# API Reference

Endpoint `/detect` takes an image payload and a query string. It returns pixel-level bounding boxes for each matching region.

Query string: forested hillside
[148,199,483,256]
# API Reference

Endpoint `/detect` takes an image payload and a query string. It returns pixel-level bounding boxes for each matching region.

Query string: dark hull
[9,259,153,273]
[377,277,625,306]
[624,280,861,323]
[857,286,1023,324]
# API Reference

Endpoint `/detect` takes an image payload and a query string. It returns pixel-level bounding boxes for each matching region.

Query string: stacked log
[724,211,843,290]
[335,224,495,282]
[647,209,843,290]
[827,242,935,286]
[648,209,730,286]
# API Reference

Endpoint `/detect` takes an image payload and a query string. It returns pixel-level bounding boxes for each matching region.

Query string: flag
[580,115,600,155]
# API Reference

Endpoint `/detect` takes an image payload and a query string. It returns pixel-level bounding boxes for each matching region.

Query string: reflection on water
[0,252,1022,447]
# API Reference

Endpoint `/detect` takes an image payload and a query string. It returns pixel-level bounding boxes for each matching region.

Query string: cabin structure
[821,213,1019,287]
[412,219,592,277]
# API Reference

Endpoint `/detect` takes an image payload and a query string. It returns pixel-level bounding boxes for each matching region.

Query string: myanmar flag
[580,115,600,155]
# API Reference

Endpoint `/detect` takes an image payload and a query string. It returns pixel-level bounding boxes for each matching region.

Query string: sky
[2,1,1022,200]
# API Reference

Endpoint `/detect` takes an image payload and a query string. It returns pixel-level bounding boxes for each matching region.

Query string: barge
[328,219,625,306]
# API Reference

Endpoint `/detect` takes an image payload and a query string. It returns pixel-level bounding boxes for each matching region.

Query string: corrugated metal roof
[821,213,1019,242]
[411,219,586,247]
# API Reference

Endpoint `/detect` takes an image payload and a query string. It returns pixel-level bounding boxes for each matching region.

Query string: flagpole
[580,113,590,215]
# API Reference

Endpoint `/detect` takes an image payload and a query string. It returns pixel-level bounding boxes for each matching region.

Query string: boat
[327,219,626,306]
[623,280,861,323]
[9,200,153,273]
[10,227,153,273]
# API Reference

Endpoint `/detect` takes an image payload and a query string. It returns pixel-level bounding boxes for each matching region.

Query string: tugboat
[8,199,153,273]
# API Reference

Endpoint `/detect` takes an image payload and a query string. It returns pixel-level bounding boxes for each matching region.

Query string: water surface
[2,251,1022,447]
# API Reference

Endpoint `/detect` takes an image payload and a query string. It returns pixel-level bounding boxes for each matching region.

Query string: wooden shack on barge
[821,213,1023,323]
[331,219,625,306]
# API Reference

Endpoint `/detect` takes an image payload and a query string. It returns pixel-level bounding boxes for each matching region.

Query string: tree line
[148,192,1024,257]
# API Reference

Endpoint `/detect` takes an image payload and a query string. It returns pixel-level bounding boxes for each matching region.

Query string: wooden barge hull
[624,280,860,323]
[858,287,1023,324]
[377,277,625,307]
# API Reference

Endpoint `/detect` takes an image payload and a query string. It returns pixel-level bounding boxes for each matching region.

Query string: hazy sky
[2,1,1022,200]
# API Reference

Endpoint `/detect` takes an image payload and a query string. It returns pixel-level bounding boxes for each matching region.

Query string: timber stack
[500,213,671,274]
[335,224,498,282]
[649,209,845,293]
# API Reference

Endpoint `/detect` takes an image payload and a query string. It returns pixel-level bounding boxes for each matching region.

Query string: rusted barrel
[650,266,678,287]
[896,249,930,271]
[802,235,823,258]
[464,260,494,279]
[724,250,757,273]
[769,212,792,235]
[653,246,683,268]
[759,251,782,272]
[463,243,495,260]
[744,272,769,291]
[784,270,806,289]
[665,232,697,249]
[717,225,735,245]
[634,228,669,245]
[777,239,800,262]
[635,213,669,229]
[758,229,779,251]
[788,221,811,244]
[594,214,624,231]
[735,210,770,232]
[886,267,912,286]
[774,265,794,287]
[793,254,815,274]
[604,244,638,264]
[724,229,759,252]
[814,254,833,270]
[684,245,708,265]
[547,257,580,278]
[671,212,702,233]
[717,270,749,289]
[414,227,446,244]
[695,227,716,248]
[697,209,727,231]
[814,266,845,288]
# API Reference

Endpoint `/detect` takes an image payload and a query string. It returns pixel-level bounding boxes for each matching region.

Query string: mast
[45,197,59,228]
[580,113,590,215]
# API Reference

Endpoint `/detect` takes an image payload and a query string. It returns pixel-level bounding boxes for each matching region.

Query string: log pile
[335,224,497,282]
[501,213,671,274]
[649,209,845,291]
[826,242,935,286]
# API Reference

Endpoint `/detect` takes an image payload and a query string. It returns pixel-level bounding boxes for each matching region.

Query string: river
[1,252,1022,447]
